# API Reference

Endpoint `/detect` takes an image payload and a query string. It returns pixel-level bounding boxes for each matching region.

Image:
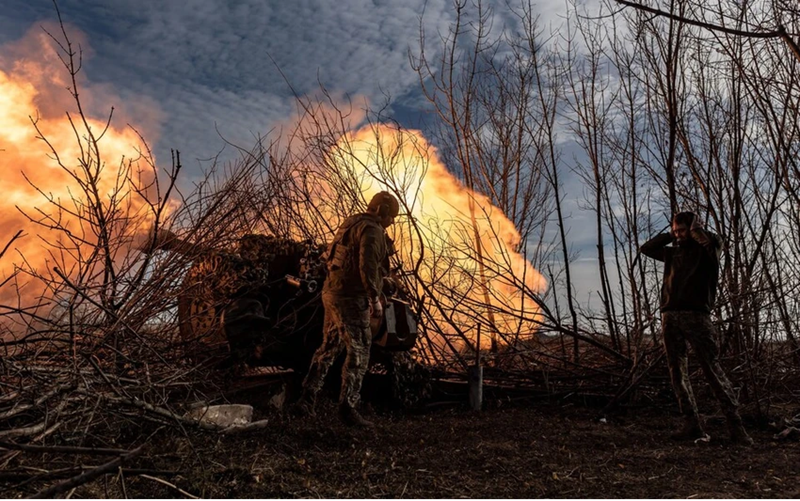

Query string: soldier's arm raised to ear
[359,224,387,300]
[691,226,722,260]
[640,233,673,262]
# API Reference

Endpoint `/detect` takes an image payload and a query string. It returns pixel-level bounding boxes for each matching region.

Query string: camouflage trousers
[302,293,372,408]
[662,311,740,421]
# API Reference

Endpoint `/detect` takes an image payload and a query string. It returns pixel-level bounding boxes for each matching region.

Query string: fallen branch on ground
[28,445,144,499]
[139,474,200,499]
[0,440,129,456]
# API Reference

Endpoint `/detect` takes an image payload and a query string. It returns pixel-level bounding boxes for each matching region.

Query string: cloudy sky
[1,0,614,303]
[0,0,570,168]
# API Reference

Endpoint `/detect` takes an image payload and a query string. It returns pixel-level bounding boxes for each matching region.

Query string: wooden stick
[138,474,200,499]
[118,466,128,499]
[0,467,80,481]
[0,440,129,456]
[0,422,63,469]
[0,421,47,439]
[28,445,143,499]
[0,229,23,260]
[1,467,179,482]
[0,402,34,421]
[0,400,68,439]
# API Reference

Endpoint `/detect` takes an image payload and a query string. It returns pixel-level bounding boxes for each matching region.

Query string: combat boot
[670,415,707,441]
[291,392,317,418]
[727,415,754,446]
[338,403,375,428]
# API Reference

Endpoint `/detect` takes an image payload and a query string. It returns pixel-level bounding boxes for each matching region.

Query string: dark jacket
[640,229,722,313]
[323,213,389,299]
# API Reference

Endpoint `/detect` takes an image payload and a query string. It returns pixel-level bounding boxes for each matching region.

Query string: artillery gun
[145,229,429,406]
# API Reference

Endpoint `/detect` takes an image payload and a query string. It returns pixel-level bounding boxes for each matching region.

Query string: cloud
[1,0,582,173]
[0,0,459,170]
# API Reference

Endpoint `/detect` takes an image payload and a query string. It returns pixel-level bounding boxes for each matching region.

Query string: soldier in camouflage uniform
[296,191,400,427]
[641,212,753,445]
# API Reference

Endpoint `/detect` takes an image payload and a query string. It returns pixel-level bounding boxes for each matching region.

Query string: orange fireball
[0,25,162,309]
[326,124,547,347]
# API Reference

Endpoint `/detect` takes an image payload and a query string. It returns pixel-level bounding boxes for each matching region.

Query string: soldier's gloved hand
[690,213,702,231]
[382,276,398,296]
[370,297,383,319]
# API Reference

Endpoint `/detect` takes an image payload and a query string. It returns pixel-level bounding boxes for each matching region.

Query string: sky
[0,0,612,305]
[0,0,571,170]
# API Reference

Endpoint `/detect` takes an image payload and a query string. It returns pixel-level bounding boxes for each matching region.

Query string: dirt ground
[5,385,800,499]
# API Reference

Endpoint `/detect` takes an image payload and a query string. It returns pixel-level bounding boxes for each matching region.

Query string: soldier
[295,191,400,427]
[640,211,753,445]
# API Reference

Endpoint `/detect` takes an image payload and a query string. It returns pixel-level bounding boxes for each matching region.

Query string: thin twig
[614,0,785,38]
[0,229,24,260]
[0,440,129,456]
[29,445,143,499]
[138,474,200,499]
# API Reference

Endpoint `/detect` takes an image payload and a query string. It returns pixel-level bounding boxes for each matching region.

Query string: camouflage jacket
[323,213,390,299]
[640,228,722,314]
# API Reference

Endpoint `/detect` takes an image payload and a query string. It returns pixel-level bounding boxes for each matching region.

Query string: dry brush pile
[4,0,800,496]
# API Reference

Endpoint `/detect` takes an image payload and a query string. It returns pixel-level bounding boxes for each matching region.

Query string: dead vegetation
[3,0,800,497]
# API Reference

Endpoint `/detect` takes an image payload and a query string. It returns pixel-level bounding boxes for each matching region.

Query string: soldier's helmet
[367,191,400,218]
